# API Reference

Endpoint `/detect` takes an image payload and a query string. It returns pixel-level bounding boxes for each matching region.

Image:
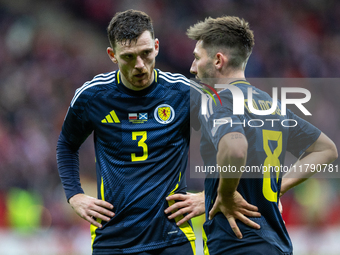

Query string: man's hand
[165,192,205,226]
[69,194,115,228]
[209,191,261,239]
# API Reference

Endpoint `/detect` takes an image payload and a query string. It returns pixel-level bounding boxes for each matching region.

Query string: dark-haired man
[187,16,337,254]
[57,9,201,255]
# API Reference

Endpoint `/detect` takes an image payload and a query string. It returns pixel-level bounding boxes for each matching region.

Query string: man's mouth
[134,73,146,78]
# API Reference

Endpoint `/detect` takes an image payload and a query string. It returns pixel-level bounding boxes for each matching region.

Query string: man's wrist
[68,192,84,203]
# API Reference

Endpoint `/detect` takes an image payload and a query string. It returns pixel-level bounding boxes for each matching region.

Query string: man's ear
[215,52,228,70]
[107,47,118,64]
[154,38,159,57]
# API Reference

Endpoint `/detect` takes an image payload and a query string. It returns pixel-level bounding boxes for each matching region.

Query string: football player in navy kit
[57,9,202,255]
[184,16,337,255]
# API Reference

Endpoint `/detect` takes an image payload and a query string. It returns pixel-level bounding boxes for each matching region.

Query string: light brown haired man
[186,16,336,254]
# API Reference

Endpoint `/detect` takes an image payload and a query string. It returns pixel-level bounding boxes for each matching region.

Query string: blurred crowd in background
[0,0,340,254]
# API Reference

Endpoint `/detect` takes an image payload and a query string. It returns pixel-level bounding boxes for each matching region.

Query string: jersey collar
[230,80,251,86]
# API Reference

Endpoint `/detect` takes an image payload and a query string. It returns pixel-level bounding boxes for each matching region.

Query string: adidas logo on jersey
[101,110,120,123]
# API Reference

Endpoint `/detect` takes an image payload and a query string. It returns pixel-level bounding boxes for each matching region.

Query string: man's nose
[135,56,145,69]
[190,63,197,75]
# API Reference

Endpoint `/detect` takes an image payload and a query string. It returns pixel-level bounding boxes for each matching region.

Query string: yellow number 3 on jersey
[131,131,148,162]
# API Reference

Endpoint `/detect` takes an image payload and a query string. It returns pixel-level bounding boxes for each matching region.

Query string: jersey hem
[204,219,292,255]
[92,238,192,255]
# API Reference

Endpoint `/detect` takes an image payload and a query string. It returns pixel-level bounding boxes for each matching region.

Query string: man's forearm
[216,156,243,196]
[56,132,84,201]
[281,133,338,196]
[281,150,335,196]
[216,132,247,195]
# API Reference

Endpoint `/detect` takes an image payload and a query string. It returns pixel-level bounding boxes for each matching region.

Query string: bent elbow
[217,147,247,165]
[229,148,247,161]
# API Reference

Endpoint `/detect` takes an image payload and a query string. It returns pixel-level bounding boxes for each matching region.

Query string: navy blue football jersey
[57,69,201,254]
[199,80,321,255]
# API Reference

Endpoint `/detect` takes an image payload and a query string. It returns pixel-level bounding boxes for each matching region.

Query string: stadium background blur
[0,0,339,254]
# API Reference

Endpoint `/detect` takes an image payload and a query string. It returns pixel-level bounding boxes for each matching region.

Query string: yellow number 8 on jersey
[262,130,282,202]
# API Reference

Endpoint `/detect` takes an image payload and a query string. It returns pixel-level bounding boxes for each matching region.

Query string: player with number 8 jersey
[57,68,201,254]
[187,15,337,255]
[199,80,321,254]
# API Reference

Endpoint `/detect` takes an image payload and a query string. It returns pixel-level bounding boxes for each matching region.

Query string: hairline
[200,40,232,59]
[111,30,155,53]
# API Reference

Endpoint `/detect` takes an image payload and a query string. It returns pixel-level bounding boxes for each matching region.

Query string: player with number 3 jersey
[57,10,201,255]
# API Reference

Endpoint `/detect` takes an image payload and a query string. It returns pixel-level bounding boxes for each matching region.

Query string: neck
[215,69,245,91]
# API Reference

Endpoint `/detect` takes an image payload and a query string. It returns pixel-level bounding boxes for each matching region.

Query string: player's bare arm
[280,132,338,197]
[209,132,261,239]
[165,191,205,226]
[69,193,115,228]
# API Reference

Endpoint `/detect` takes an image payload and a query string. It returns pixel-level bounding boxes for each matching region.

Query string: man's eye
[144,51,151,55]
[124,55,132,60]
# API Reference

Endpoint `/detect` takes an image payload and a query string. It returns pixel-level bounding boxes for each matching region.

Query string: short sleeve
[286,110,321,158]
